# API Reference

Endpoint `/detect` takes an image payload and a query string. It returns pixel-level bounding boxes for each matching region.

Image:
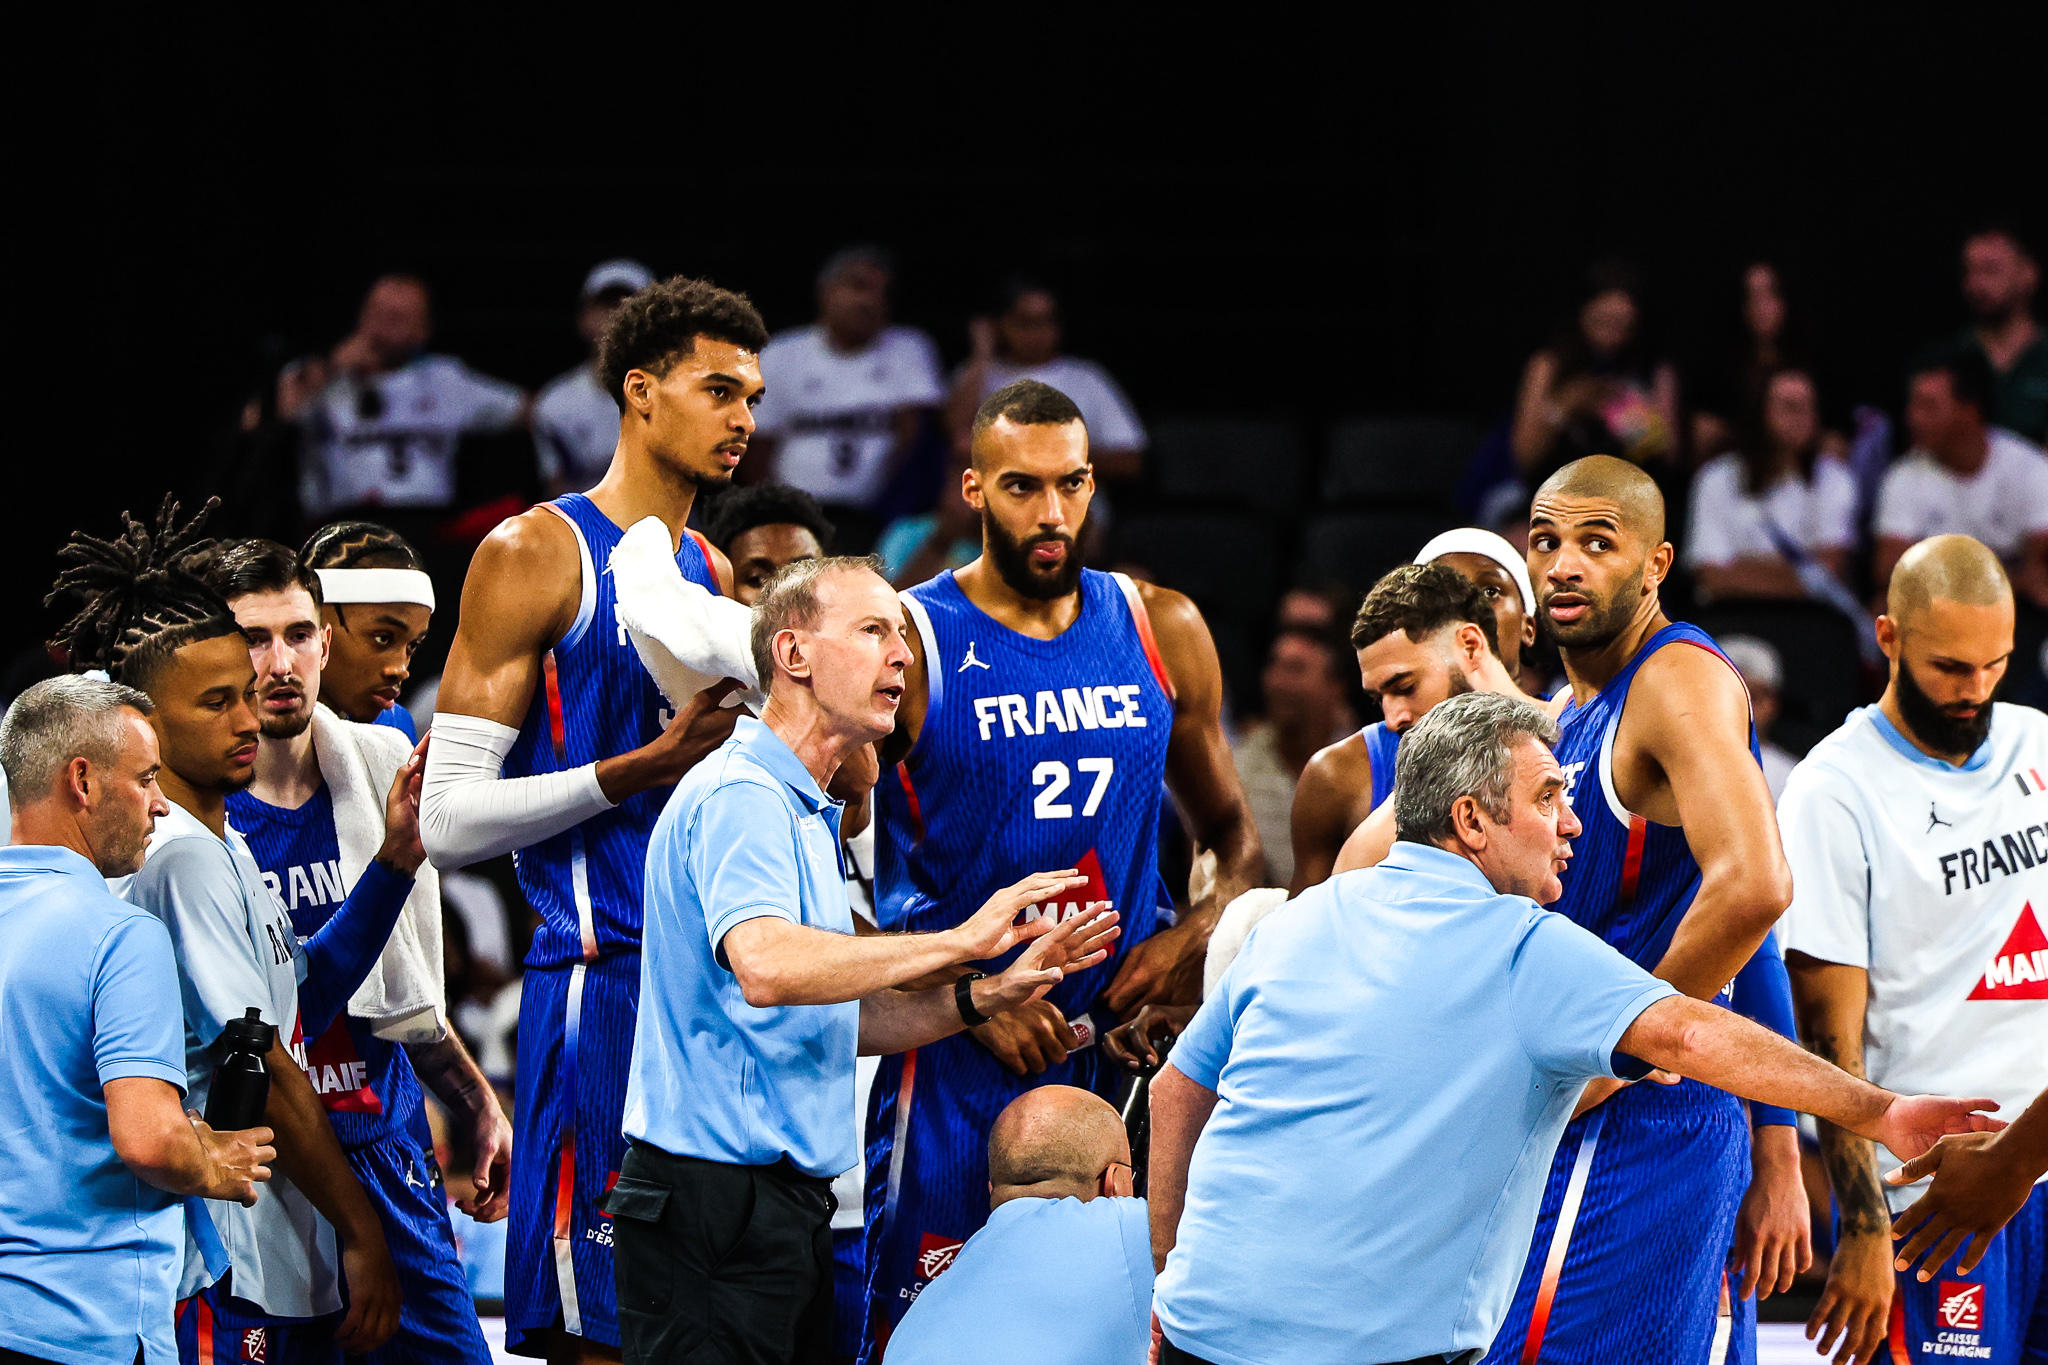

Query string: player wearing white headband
[302,522,437,742]
[1286,529,1539,890]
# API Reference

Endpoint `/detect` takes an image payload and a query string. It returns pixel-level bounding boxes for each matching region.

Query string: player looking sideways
[861,378,1261,1354]
[419,277,766,1362]
[1779,534,2048,1364]
[1289,529,1538,891]
[1473,456,1797,1365]
[300,520,437,741]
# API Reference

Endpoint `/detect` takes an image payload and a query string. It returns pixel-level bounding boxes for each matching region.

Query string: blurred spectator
[1719,636,1799,801]
[283,274,528,520]
[1275,585,1346,633]
[1685,367,1858,601]
[443,911,519,1086]
[1874,350,2048,607]
[705,483,836,602]
[1231,627,1357,887]
[1690,261,1820,460]
[1941,224,2047,444]
[1510,260,1679,481]
[947,279,1147,483]
[533,259,655,495]
[751,246,944,528]
[875,450,979,587]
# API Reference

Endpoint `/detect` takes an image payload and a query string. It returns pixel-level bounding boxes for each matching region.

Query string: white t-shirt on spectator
[533,364,619,488]
[1683,453,1857,569]
[1775,702,2048,1208]
[753,325,944,508]
[973,355,1147,454]
[1872,429,2048,564]
[301,355,526,516]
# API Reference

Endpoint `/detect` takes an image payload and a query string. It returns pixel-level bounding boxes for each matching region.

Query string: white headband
[316,568,436,610]
[1412,528,1535,616]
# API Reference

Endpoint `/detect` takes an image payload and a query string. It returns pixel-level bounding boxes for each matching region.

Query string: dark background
[22,4,2045,671]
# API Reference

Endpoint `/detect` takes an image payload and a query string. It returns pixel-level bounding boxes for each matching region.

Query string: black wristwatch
[954,972,990,1027]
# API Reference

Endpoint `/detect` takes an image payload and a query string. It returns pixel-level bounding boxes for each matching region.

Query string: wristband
[955,972,990,1027]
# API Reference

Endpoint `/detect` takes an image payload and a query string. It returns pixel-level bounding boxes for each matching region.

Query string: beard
[986,515,1084,601]
[1542,565,1646,650]
[260,708,313,740]
[1895,657,1994,758]
[1443,664,1475,700]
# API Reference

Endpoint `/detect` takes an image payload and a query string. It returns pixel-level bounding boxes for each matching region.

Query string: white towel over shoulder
[312,707,447,1044]
[609,515,764,711]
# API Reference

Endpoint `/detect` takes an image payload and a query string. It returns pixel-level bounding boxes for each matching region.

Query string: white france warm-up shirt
[1777,702,2048,1209]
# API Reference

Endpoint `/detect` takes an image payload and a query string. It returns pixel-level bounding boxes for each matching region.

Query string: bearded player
[1288,528,1538,891]
[862,379,1263,1355]
[419,277,764,1362]
[1477,456,1798,1365]
[1780,535,2047,1365]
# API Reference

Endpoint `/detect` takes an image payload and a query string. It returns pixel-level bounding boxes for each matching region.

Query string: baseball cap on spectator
[582,259,654,301]
[1719,634,1783,693]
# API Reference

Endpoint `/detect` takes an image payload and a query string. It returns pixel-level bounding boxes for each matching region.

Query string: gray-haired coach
[1148,692,2005,1365]
[610,556,1119,1365]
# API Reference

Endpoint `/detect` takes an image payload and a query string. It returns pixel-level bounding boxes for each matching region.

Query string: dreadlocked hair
[46,496,242,691]
[300,519,425,573]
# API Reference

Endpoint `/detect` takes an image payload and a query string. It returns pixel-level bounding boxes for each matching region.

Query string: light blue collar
[732,715,839,813]
[1378,841,1498,891]
[1864,704,1993,773]
[0,842,102,879]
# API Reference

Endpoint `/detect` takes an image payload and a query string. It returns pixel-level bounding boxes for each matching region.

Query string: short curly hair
[597,276,769,411]
[705,484,836,556]
[1349,562,1501,659]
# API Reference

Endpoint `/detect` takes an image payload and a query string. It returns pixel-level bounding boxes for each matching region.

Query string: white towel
[609,515,764,712]
[311,706,447,1044]
[1203,887,1291,999]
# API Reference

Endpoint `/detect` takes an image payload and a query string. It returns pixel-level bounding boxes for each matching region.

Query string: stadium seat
[1146,417,1306,515]
[1685,600,1875,754]
[1321,417,1487,506]
[1113,514,1281,628]
[1294,510,1458,597]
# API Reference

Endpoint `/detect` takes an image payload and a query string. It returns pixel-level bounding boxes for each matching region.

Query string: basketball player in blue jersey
[1479,455,1797,1365]
[421,277,770,1364]
[863,379,1264,1356]
[212,539,508,1364]
[1288,528,1538,891]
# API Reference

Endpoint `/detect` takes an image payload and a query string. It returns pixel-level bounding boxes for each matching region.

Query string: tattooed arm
[1789,954,1891,1365]
[407,1030,512,1222]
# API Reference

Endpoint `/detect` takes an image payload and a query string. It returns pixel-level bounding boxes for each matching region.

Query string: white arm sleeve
[420,711,615,869]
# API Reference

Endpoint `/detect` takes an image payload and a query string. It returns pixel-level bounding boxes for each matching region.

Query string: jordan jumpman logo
[959,642,991,672]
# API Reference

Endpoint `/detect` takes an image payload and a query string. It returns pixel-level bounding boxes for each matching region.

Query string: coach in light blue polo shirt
[1149,693,1678,1365]
[0,677,273,1365]
[614,557,1122,1365]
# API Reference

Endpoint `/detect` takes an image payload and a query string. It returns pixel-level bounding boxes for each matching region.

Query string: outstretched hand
[979,909,1121,1016]
[1887,1130,2034,1279]
[1872,1095,2005,1162]
[949,870,1085,963]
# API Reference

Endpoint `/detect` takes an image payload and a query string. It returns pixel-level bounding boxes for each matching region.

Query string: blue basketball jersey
[875,569,1174,1016]
[1551,621,1759,973]
[227,786,425,1150]
[1363,721,1401,810]
[502,494,721,967]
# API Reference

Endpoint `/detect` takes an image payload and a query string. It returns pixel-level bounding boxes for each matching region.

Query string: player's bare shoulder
[1612,635,1756,821]
[1132,578,1216,702]
[459,506,581,644]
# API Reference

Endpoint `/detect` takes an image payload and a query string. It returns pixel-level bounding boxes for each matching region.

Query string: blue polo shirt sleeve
[695,776,802,968]
[92,912,189,1091]
[1508,910,1678,1082]
[125,838,272,1051]
[1166,968,1242,1092]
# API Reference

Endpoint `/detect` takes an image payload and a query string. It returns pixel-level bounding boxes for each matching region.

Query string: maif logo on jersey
[1021,849,1114,926]
[1969,902,2048,1000]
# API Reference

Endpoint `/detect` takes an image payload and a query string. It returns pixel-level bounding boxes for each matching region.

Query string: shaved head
[1534,455,1666,543]
[986,1085,1130,1207]
[1887,534,2013,625]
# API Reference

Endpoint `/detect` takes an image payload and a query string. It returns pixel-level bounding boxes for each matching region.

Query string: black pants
[608,1142,836,1365]
[1161,1339,1477,1365]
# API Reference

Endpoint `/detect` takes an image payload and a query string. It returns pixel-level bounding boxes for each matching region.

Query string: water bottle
[204,1008,275,1131]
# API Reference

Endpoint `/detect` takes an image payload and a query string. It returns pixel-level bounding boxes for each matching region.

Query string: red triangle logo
[1968,902,2048,1000]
